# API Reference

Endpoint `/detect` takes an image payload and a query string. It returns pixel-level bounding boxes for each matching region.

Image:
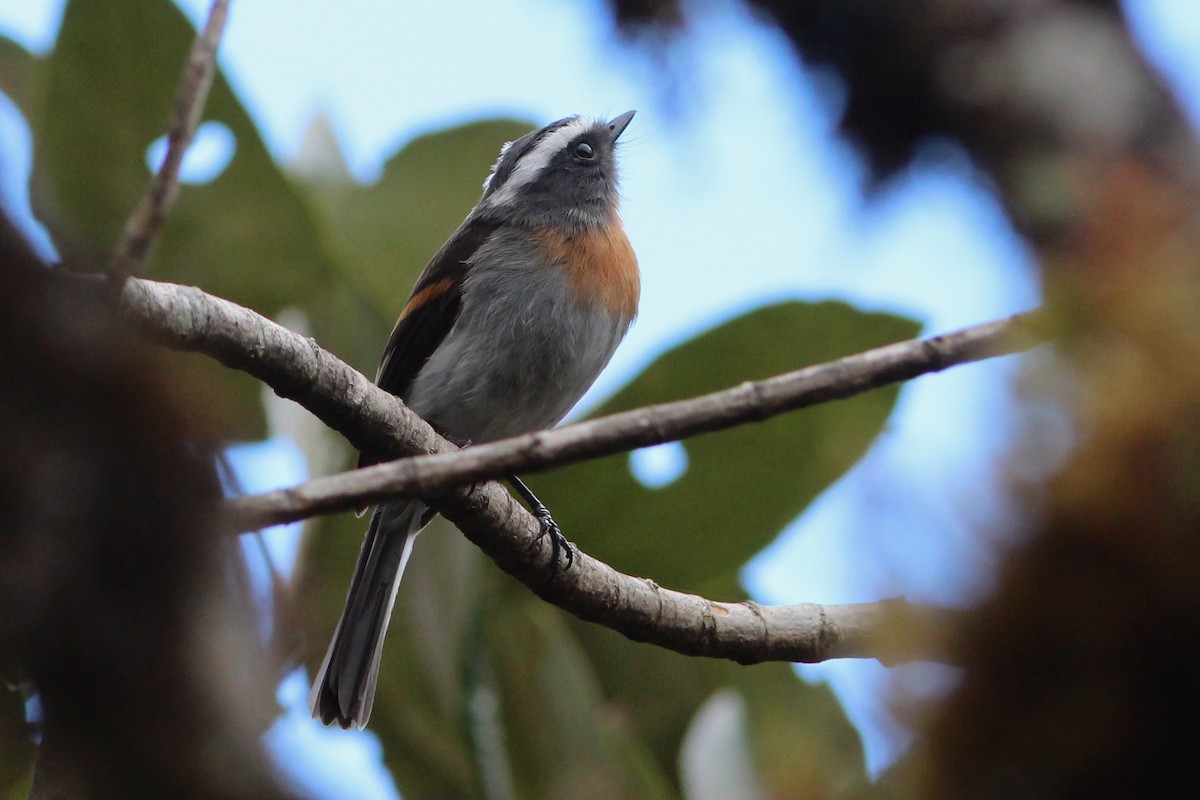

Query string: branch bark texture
[110,275,1019,666]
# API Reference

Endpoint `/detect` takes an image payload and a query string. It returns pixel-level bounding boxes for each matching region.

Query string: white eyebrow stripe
[482,117,595,209]
[481,140,515,193]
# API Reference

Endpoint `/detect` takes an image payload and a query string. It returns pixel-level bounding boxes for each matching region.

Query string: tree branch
[116,276,446,457]
[227,312,1040,530]
[108,0,232,278]
[107,275,1025,666]
[442,490,966,664]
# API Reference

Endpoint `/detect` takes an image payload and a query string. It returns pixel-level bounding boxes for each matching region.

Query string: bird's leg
[438,434,572,573]
[507,475,573,577]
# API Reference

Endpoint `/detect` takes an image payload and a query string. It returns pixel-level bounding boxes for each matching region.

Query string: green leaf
[484,584,681,800]
[31,0,326,311]
[562,614,869,797]
[521,300,915,792]
[530,300,920,598]
[0,35,40,120]
[739,663,871,799]
[22,0,332,438]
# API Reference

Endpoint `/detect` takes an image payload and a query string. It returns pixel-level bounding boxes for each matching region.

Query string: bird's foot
[507,475,573,580]
[532,503,574,579]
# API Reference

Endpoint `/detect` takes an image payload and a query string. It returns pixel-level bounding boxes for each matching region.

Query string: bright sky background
[2,1,1199,797]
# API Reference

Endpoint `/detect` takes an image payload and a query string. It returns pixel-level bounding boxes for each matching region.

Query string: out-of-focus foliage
[27,0,326,307]
[608,1,1200,797]
[0,683,33,800]
[2,0,328,439]
[2,0,922,797]
[535,301,913,598]
[0,36,36,116]
[0,212,292,797]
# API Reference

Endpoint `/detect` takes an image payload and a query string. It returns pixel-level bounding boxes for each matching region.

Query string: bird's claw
[507,476,573,580]
[534,506,573,579]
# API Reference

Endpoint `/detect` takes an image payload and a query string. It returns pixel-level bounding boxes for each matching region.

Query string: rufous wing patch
[399,278,456,321]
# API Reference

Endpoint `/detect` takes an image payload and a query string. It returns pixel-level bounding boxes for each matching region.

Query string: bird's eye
[574,141,595,160]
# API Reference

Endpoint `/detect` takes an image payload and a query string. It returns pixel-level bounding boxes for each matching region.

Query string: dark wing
[358,218,499,468]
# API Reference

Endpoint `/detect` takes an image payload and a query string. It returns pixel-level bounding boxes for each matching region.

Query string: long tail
[310,501,427,729]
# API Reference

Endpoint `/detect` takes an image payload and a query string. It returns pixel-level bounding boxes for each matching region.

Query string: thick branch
[432,467,964,666]
[228,312,1039,530]
[108,0,231,277]
[112,276,995,665]
[117,277,446,459]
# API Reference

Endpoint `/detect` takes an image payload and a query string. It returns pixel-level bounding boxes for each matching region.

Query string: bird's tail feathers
[309,501,425,729]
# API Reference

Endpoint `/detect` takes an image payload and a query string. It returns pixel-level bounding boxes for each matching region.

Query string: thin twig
[108,0,232,278]
[225,312,1040,530]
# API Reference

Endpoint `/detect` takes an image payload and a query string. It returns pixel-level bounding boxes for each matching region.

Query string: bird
[310,111,640,729]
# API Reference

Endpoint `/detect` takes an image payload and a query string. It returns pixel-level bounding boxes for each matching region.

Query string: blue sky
[2,1,1198,796]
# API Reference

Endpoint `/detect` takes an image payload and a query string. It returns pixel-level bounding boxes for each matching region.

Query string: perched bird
[311,111,640,729]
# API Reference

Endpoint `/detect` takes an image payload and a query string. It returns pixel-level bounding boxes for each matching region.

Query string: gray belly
[405,259,628,444]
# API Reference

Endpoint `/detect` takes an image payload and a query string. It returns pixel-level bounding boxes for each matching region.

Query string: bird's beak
[607,110,636,142]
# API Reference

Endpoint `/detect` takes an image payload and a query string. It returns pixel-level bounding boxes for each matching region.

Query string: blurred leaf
[485,587,680,800]
[533,300,919,598]
[31,0,326,307]
[851,743,922,800]
[679,690,766,800]
[24,0,330,437]
[739,661,871,799]
[526,300,913,793]
[0,682,33,799]
[0,35,39,120]
[566,617,869,799]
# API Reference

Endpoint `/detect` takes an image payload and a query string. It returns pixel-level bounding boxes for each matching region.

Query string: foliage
[1,0,919,796]
[0,684,33,800]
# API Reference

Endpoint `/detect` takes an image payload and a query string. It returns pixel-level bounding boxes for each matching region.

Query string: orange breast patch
[533,224,640,321]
